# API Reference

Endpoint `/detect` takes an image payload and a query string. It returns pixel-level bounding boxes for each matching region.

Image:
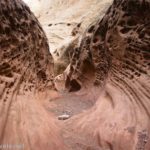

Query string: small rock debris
[58,114,70,120]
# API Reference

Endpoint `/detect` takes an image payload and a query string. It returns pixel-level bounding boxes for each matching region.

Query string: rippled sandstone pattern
[0,0,150,150]
[0,1,66,150]
[55,0,150,149]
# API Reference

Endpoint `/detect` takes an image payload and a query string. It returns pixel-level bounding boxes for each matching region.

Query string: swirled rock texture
[0,1,66,150]
[0,0,150,150]
[57,0,150,150]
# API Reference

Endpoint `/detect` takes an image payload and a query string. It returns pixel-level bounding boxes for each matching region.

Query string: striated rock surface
[25,0,113,51]
[58,0,150,150]
[0,1,66,150]
[23,0,113,76]
[0,0,150,150]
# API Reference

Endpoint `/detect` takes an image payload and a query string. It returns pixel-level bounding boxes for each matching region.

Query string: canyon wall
[0,1,66,150]
[0,0,150,150]
[60,0,150,150]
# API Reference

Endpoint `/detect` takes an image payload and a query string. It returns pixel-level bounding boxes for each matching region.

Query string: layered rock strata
[55,0,150,149]
[0,1,65,150]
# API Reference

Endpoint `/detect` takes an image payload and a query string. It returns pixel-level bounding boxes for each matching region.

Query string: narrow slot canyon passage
[0,0,150,150]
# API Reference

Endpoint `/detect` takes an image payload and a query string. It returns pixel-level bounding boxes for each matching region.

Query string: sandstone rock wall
[62,0,150,149]
[0,0,150,150]
[0,1,65,149]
